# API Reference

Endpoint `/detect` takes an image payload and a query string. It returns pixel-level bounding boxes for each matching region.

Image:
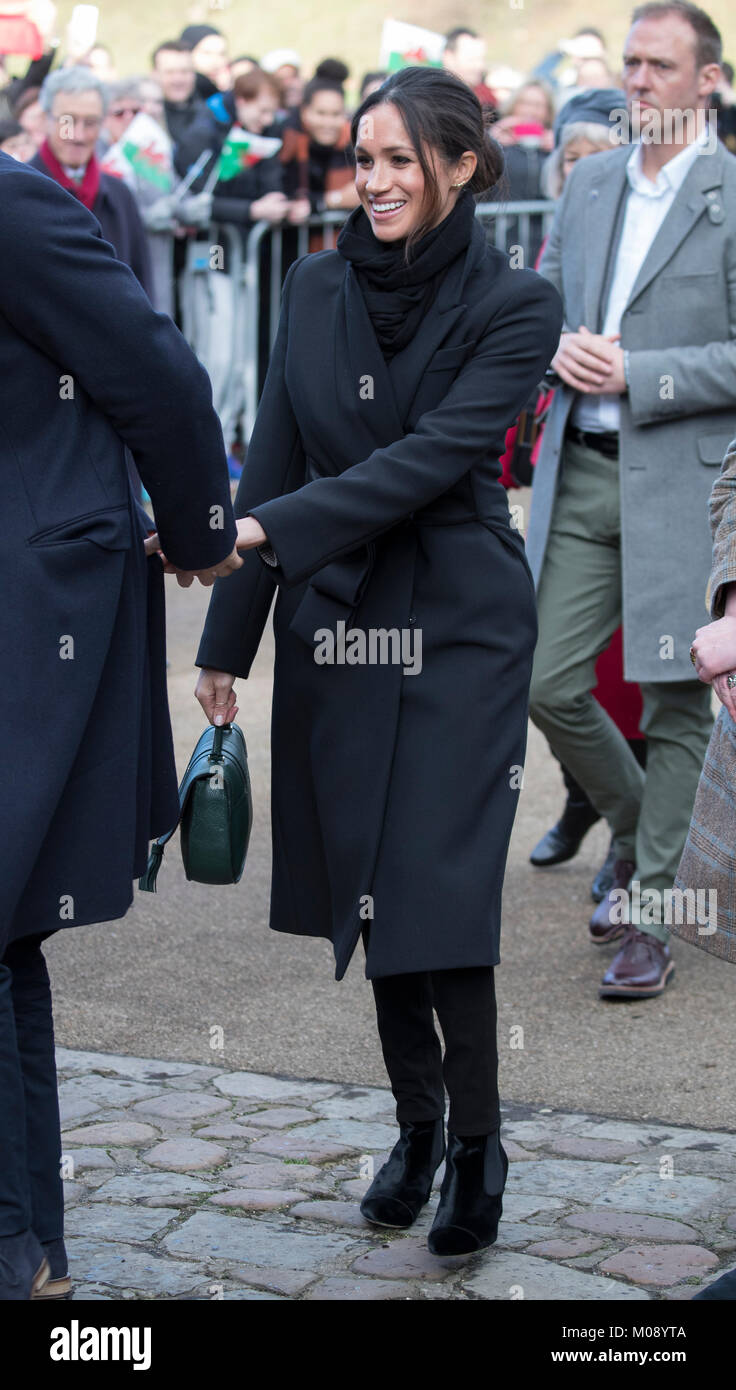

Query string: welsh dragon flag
[379,19,444,73]
[215,126,283,182]
[101,112,174,199]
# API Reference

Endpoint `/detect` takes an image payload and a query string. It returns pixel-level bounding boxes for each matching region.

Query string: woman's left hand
[690,615,736,719]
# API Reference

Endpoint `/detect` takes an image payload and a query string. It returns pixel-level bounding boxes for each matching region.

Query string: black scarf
[336,188,476,360]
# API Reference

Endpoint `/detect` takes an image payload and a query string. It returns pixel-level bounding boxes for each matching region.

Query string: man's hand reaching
[143,533,244,586]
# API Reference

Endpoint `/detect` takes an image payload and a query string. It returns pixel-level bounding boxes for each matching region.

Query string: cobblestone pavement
[56,1047,736,1301]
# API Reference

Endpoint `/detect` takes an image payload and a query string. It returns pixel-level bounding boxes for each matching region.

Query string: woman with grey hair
[543,116,625,199]
[543,87,628,196]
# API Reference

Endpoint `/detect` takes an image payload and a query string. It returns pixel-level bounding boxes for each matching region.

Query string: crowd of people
[3,0,736,1302]
[4,12,734,318]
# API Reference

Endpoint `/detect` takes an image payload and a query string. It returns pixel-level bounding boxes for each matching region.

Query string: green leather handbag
[138,722,253,891]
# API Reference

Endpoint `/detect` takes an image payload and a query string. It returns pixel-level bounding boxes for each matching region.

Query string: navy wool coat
[0,155,236,950]
[196,214,563,980]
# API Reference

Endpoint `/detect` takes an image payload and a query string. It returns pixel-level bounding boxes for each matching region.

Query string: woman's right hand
[195,668,239,726]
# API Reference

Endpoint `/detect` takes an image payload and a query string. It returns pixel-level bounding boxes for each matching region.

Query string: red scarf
[38,138,101,211]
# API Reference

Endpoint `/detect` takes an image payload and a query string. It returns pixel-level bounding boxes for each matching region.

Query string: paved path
[57,1047,736,1301]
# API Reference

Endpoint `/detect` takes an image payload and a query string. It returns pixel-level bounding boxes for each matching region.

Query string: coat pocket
[26,503,133,550]
[697,434,735,467]
[426,340,476,371]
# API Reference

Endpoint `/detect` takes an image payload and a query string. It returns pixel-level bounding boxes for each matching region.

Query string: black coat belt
[287,499,513,648]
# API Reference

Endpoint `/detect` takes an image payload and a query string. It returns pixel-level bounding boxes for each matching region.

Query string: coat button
[408,615,416,625]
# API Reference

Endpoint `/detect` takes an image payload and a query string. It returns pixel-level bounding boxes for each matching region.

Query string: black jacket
[164,94,220,180]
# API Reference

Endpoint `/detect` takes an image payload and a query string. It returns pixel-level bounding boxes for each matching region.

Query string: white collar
[626,123,710,197]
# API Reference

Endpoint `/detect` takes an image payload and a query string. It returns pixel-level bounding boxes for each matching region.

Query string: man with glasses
[31,67,152,297]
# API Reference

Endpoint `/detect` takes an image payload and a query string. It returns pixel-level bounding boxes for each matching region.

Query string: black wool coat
[0,155,236,951]
[196,212,563,980]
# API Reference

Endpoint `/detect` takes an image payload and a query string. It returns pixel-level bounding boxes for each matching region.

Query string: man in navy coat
[0,151,239,1297]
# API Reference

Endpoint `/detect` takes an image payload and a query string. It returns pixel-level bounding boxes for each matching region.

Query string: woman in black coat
[189,66,563,1256]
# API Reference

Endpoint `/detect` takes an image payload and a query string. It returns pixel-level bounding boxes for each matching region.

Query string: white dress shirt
[571,130,710,433]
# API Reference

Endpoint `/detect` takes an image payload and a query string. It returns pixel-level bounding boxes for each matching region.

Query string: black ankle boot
[529,796,600,867]
[360,1118,445,1229]
[427,1129,508,1256]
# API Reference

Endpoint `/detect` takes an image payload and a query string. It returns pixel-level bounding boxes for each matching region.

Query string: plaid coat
[670,440,736,962]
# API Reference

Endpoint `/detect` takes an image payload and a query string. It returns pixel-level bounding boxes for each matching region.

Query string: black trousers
[0,932,64,1240]
[366,933,500,1136]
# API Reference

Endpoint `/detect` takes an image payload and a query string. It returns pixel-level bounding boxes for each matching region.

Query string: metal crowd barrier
[179,201,556,448]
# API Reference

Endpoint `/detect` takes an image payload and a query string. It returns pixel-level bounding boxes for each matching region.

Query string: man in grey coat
[526,0,736,999]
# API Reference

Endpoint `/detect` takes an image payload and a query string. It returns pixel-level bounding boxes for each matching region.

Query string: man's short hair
[444,28,479,51]
[152,40,191,67]
[39,67,109,115]
[630,1,722,68]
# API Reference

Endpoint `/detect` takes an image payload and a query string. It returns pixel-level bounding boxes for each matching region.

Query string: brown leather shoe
[589,858,635,943]
[31,1269,72,1299]
[599,927,674,999]
[31,1238,72,1300]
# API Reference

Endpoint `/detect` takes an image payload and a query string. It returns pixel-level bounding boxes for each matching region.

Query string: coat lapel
[624,147,725,312]
[583,152,629,331]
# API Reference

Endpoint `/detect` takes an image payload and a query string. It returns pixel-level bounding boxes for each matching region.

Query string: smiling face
[235,89,278,135]
[300,88,345,146]
[154,50,195,104]
[354,102,476,243]
[511,83,552,126]
[622,14,720,123]
[47,88,104,167]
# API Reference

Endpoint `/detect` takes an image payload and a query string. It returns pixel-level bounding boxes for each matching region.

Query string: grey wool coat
[671,438,736,962]
[196,217,563,980]
[526,139,736,683]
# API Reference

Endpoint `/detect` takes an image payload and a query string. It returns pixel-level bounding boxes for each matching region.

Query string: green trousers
[529,437,714,943]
